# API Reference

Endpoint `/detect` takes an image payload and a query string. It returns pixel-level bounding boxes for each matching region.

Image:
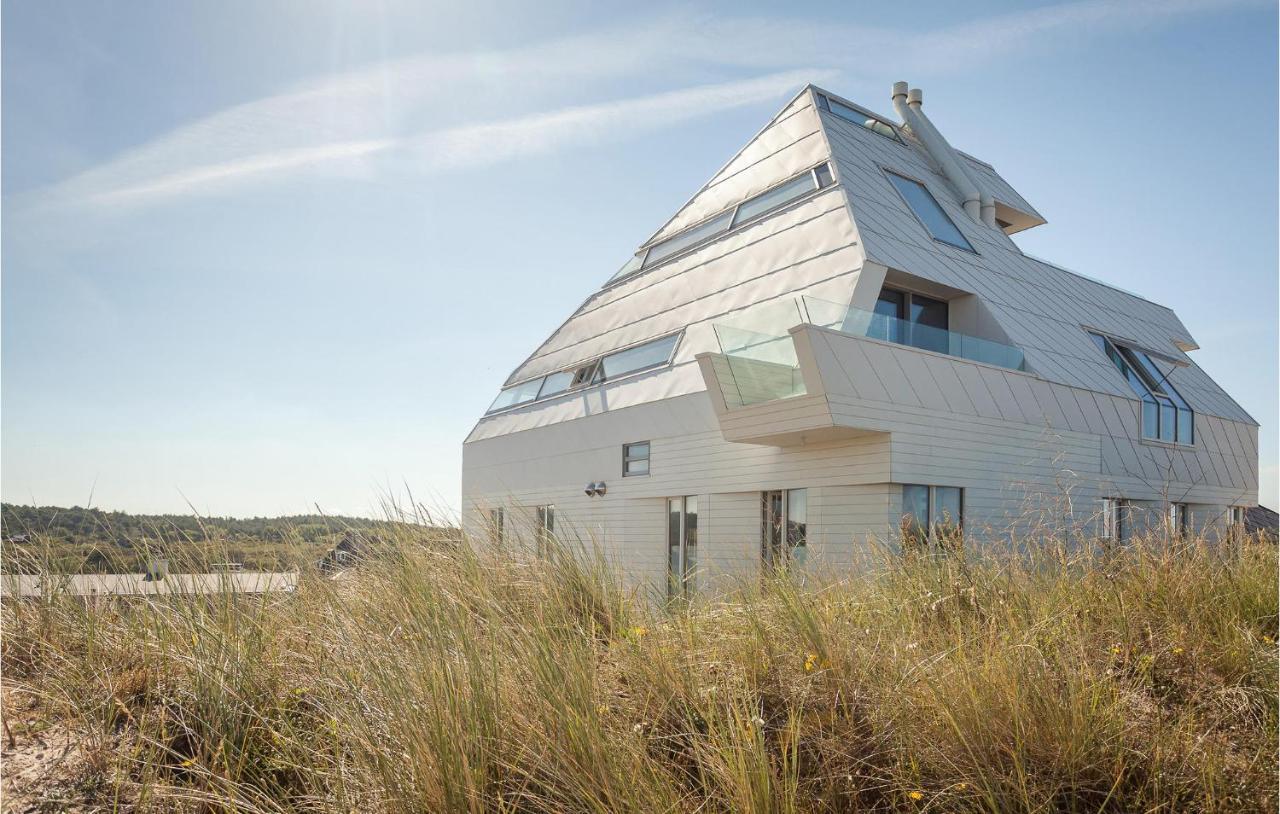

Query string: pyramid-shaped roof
[469,84,1253,443]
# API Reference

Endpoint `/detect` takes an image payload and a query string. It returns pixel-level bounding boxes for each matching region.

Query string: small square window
[623,441,650,477]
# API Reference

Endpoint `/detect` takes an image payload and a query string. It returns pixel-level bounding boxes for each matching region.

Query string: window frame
[900,484,964,551]
[815,93,904,144]
[1101,497,1128,542]
[1088,331,1194,446]
[761,488,808,570]
[535,505,555,557]
[606,162,836,288]
[485,330,684,416]
[667,495,698,600]
[622,441,650,477]
[883,168,977,253]
[1168,502,1190,537]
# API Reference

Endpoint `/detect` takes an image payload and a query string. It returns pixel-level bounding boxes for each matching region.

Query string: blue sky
[3,0,1276,518]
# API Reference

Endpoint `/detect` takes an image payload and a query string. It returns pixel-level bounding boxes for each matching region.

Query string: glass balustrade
[802,296,1025,371]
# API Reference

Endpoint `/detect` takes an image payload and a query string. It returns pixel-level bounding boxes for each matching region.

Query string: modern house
[462,82,1259,594]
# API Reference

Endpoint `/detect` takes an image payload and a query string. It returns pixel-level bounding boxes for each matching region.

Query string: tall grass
[3,527,1276,813]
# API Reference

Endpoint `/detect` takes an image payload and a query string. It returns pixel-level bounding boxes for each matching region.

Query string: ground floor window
[1101,497,1128,543]
[762,489,807,570]
[1228,506,1246,540]
[667,496,697,599]
[1168,502,1190,537]
[488,508,505,546]
[535,505,555,556]
[900,484,962,552]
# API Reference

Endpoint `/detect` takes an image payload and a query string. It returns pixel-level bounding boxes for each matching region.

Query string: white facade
[461,83,1259,593]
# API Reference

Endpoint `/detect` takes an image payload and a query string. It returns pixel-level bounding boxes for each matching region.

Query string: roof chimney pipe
[891,82,988,226]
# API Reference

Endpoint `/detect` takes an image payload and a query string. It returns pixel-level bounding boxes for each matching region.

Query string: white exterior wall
[462,84,1259,592]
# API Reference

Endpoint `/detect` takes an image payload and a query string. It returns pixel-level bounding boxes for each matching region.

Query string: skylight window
[485,332,684,415]
[885,171,975,252]
[608,163,834,286]
[815,94,901,142]
[601,333,680,379]
[1089,332,1193,444]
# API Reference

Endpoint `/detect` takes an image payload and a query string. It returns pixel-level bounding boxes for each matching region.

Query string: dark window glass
[886,172,975,251]
[901,484,930,552]
[623,442,650,477]
[813,163,834,188]
[908,293,949,354]
[873,289,905,343]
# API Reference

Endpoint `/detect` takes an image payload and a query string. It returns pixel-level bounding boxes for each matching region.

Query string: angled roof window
[608,163,835,287]
[488,377,543,413]
[536,370,574,399]
[816,93,902,142]
[601,333,680,379]
[643,210,734,268]
[885,171,975,252]
[1089,332,1193,444]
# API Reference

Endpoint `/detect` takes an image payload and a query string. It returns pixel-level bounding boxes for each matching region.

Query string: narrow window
[817,94,902,142]
[885,172,975,251]
[1101,497,1128,543]
[535,505,555,557]
[900,485,964,552]
[1228,506,1246,541]
[761,488,808,570]
[667,496,697,599]
[488,508,505,546]
[622,441,650,477]
[731,171,818,227]
[1168,503,1190,537]
[644,210,734,268]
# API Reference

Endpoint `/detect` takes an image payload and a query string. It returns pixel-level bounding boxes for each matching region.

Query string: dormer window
[1089,332,1193,445]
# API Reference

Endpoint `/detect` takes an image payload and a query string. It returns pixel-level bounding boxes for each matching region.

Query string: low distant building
[0,571,297,600]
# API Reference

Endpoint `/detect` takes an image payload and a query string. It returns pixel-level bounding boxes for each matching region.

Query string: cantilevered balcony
[802,295,1026,372]
[696,293,1029,446]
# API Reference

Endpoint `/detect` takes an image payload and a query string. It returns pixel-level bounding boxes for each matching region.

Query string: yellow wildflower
[1172,646,1184,655]
[1262,635,1275,645]
[804,653,818,672]
[908,790,924,801]
[955,782,968,791]
[630,626,648,638]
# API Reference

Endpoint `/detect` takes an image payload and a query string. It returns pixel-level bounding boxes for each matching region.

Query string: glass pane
[901,485,929,550]
[625,442,650,461]
[608,252,645,283]
[537,371,574,399]
[683,496,697,588]
[762,491,784,566]
[732,173,815,227]
[886,173,974,251]
[873,290,905,343]
[1159,402,1176,442]
[908,294,949,355]
[1177,409,1193,445]
[1141,399,1159,439]
[624,458,649,476]
[813,163,834,188]
[932,486,962,544]
[601,334,679,379]
[488,377,543,412]
[644,210,733,267]
[786,489,807,551]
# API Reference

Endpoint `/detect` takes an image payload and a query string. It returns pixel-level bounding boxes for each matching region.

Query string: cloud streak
[19,0,1267,213]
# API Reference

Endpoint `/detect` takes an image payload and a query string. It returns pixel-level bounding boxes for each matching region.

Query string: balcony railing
[710,299,808,407]
[802,296,1026,371]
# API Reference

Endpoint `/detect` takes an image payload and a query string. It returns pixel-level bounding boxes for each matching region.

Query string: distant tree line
[1,503,444,574]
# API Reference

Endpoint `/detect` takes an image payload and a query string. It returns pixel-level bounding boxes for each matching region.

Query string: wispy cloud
[18,0,1266,213]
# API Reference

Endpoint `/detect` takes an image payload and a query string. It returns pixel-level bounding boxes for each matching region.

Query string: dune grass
[2,527,1276,813]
